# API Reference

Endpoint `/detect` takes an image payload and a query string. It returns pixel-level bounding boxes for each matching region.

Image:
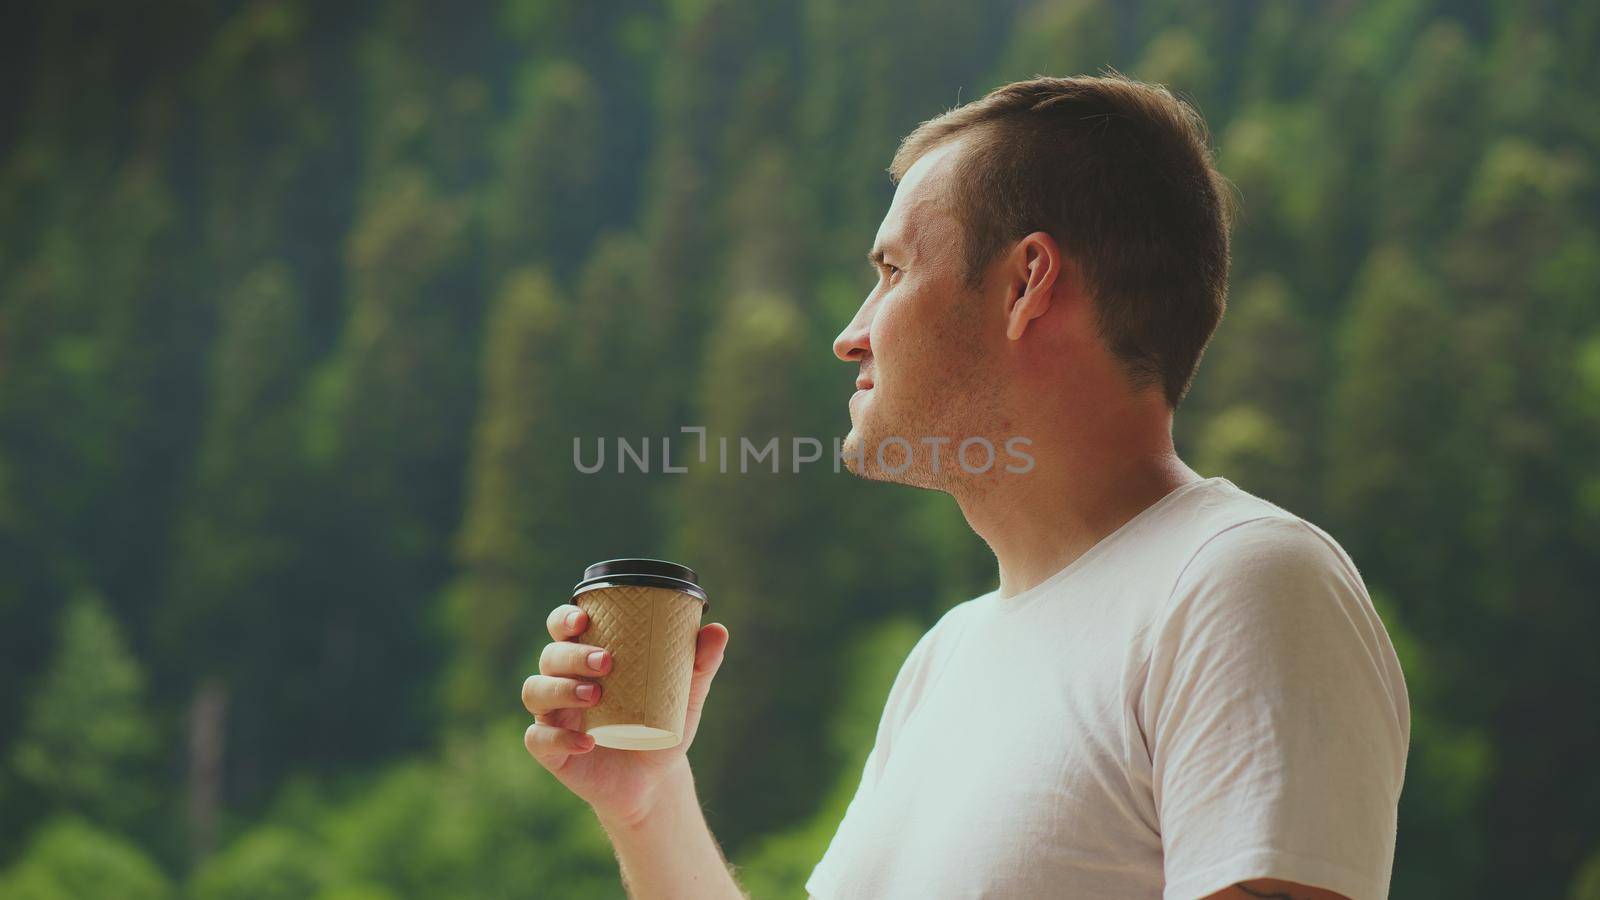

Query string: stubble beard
[843,381,1001,495]
[841,408,946,491]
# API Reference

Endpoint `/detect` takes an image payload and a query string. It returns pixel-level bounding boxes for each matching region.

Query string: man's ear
[1005,231,1061,341]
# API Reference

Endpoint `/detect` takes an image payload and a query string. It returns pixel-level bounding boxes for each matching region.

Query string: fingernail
[576,683,598,701]
[566,610,581,630]
[587,650,606,671]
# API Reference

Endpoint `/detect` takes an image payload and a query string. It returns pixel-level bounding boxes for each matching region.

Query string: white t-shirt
[806,477,1411,900]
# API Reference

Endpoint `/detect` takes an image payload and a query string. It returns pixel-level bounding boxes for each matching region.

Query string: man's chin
[840,428,944,490]
[840,430,871,478]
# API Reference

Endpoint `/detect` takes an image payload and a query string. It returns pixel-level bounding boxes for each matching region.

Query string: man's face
[833,140,1005,488]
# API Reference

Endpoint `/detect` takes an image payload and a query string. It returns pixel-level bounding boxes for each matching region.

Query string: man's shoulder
[1168,481,1363,594]
[1165,524,1367,647]
[1194,516,1356,584]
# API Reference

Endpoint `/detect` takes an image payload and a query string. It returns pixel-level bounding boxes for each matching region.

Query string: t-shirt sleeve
[1141,516,1411,900]
[806,605,965,898]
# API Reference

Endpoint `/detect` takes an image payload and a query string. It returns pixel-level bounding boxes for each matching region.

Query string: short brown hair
[890,71,1236,408]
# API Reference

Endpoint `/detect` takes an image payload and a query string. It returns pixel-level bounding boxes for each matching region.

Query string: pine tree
[12,594,158,834]
[162,260,315,854]
[443,268,568,721]
[1378,20,1483,249]
[1326,246,1480,649]
[1182,272,1319,515]
[670,287,843,849]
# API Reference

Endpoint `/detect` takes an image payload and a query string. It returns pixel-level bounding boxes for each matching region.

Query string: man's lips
[855,376,874,391]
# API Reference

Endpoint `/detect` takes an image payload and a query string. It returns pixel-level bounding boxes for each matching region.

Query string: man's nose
[833,300,872,363]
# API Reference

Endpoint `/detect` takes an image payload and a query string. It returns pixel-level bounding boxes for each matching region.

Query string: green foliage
[1375,589,1494,899]
[674,289,845,841]
[1327,247,1480,617]
[11,593,158,833]
[189,827,337,900]
[0,817,173,900]
[489,61,605,276]
[995,0,1116,82]
[1,0,1598,896]
[1378,19,1482,245]
[444,268,569,720]
[1184,272,1317,513]
[1133,29,1219,115]
[165,261,312,680]
[191,721,617,900]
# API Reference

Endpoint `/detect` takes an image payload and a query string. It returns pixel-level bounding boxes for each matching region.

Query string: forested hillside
[2,1,1598,897]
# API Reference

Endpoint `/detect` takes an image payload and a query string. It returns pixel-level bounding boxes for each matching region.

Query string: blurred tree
[671,287,844,851]
[11,595,159,838]
[277,161,479,788]
[1376,589,1493,899]
[188,827,338,900]
[0,817,173,900]
[443,268,568,721]
[487,60,604,281]
[161,260,317,857]
[354,0,500,190]
[318,722,616,897]
[193,720,616,899]
[1228,2,1333,103]
[1182,272,1319,515]
[499,0,660,224]
[0,157,197,797]
[992,0,1116,87]
[1440,130,1600,894]
[1326,246,1490,671]
[558,231,691,566]
[1295,58,1384,316]
[1132,28,1219,119]
[1377,19,1483,249]
[802,0,1002,278]
[0,0,1597,893]
[192,0,361,313]
[1213,105,1322,297]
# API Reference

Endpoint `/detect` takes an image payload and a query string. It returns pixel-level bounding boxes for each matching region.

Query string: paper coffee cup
[572,559,710,751]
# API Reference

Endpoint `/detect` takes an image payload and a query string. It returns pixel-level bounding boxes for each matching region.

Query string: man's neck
[952,428,1201,599]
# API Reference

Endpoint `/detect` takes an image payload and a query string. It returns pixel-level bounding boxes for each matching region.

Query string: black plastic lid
[573,558,709,610]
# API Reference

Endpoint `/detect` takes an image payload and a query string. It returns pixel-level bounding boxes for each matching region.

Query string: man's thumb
[686,622,729,711]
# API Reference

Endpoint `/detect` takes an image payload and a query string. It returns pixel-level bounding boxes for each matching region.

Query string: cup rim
[572,574,709,610]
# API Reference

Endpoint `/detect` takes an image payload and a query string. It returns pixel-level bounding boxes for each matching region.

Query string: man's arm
[1201,877,1351,899]
[595,756,748,900]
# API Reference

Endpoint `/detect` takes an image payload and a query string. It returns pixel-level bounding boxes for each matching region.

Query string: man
[521,74,1410,899]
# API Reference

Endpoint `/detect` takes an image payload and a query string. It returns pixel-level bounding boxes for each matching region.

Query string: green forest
[2,0,1598,897]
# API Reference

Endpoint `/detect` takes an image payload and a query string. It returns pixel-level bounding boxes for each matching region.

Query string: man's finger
[534,707,582,731]
[524,721,595,764]
[681,622,730,747]
[693,622,730,677]
[521,674,603,717]
[539,640,611,676]
[546,604,588,642]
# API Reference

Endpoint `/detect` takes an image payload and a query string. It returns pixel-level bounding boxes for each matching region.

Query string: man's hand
[521,601,731,827]
[1202,878,1351,900]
